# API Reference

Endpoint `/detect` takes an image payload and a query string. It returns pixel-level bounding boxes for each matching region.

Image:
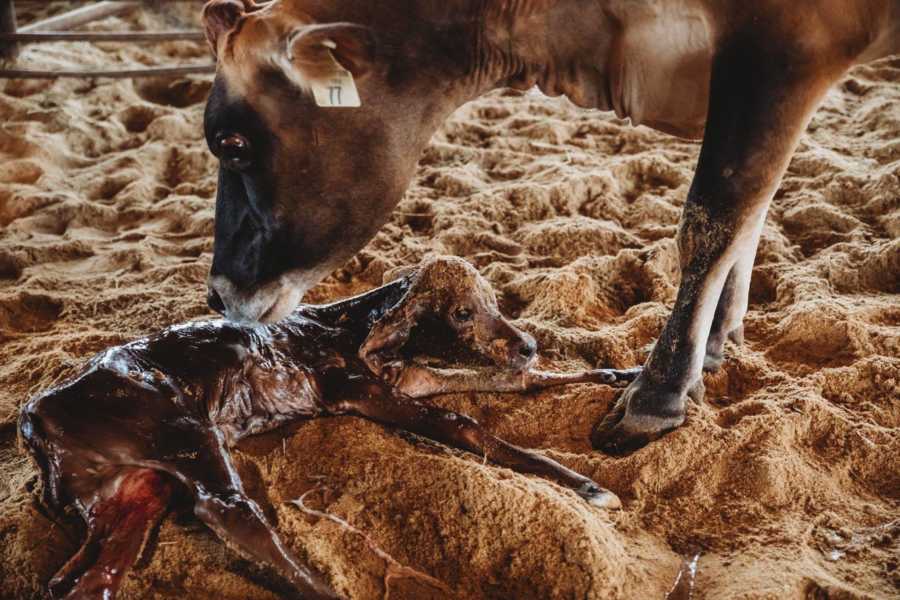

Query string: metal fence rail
[0,1,215,79]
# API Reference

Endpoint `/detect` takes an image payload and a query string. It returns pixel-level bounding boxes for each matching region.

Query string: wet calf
[20,256,638,600]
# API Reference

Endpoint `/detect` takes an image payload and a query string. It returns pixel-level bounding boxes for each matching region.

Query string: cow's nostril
[519,341,536,358]
[207,288,226,314]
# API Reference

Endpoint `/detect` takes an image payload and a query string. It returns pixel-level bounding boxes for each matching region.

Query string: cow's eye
[217,133,252,171]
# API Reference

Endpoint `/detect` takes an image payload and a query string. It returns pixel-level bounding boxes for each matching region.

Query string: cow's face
[201,0,435,324]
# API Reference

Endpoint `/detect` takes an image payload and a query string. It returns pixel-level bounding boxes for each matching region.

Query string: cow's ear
[202,0,256,56]
[286,23,375,81]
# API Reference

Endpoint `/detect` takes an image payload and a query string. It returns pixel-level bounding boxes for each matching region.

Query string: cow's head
[201,0,460,324]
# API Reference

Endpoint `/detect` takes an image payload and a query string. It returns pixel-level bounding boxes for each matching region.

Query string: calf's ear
[286,23,376,81]
[359,289,430,378]
[202,0,257,56]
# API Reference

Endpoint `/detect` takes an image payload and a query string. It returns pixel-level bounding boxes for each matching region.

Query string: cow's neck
[394,0,713,145]
[477,0,614,106]
[355,0,619,170]
[410,0,616,109]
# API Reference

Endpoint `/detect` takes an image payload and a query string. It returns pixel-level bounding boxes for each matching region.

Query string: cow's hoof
[703,350,725,373]
[591,375,686,455]
[703,325,744,373]
[576,482,622,509]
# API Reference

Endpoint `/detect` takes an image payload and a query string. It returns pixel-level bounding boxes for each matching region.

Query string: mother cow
[200,0,899,452]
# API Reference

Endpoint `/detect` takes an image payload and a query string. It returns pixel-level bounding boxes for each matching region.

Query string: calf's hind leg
[174,429,340,600]
[49,468,174,600]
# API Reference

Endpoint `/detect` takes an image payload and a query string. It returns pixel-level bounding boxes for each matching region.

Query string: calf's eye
[453,307,473,322]
[217,132,252,171]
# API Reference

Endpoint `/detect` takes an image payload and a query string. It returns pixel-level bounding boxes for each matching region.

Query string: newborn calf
[20,256,638,600]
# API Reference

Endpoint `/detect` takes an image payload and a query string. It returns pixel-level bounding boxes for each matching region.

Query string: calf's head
[417,257,538,371]
[361,257,538,374]
[201,0,456,323]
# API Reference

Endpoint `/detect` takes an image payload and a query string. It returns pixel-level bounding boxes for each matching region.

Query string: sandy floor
[0,5,898,600]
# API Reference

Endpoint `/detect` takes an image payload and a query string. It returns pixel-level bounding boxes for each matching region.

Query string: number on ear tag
[311,50,361,108]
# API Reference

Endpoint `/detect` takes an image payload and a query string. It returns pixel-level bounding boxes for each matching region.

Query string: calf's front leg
[389,363,642,397]
[334,380,620,508]
[591,29,850,454]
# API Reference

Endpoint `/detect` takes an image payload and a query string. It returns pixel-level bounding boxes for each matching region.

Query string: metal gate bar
[0,1,214,79]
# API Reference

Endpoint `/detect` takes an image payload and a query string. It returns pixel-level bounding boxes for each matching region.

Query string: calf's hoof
[590,374,686,455]
[576,482,622,510]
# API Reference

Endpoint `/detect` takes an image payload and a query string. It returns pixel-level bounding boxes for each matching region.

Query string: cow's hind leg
[704,243,758,372]
[592,26,853,454]
[49,468,174,600]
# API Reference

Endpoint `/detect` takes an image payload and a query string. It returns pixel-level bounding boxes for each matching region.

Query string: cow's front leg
[592,30,849,454]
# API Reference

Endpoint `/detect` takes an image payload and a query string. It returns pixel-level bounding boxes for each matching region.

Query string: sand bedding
[0,5,898,600]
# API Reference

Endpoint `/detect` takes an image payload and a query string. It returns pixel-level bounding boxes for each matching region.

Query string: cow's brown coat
[200,0,900,451]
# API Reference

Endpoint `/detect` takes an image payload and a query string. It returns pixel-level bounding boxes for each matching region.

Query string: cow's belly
[609,4,713,139]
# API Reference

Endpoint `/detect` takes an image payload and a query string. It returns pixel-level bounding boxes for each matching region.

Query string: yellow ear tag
[311,40,361,108]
